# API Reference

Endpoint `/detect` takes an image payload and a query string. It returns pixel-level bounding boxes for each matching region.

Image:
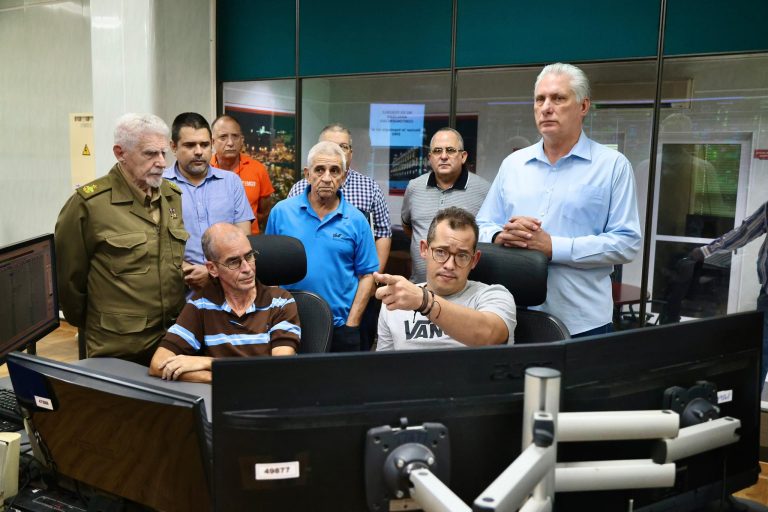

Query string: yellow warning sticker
[82,144,91,156]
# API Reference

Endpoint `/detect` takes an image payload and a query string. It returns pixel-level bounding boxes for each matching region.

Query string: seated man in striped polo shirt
[149,223,300,383]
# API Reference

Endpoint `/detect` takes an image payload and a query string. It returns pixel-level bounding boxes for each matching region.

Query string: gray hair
[113,113,170,150]
[430,127,464,151]
[535,63,591,104]
[307,140,346,170]
[319,123,352,145]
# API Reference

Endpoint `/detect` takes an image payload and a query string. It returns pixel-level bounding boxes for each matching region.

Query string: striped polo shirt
[160,279,300,357]
[401,168,491,282]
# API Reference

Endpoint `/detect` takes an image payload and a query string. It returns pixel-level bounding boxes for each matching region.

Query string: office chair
[290,291,333,354]
[248,235,333,353]
[469,243,570,343]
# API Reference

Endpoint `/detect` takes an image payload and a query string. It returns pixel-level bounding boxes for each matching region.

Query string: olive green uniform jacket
[54,165,189,364]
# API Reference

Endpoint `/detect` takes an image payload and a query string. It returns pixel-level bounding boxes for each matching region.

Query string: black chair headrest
[468,243,548,307]
[248,235,307,286]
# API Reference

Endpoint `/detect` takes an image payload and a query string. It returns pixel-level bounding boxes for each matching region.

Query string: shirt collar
[300,186,346,217]
[426,166,469,190]
[114,163,159,202]
[533,131,591,165]
[167,163,221,185]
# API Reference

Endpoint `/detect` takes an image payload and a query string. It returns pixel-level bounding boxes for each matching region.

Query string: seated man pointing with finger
[375,207,515,351]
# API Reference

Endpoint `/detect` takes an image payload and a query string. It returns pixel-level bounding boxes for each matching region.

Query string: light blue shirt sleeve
[230,174,255,223]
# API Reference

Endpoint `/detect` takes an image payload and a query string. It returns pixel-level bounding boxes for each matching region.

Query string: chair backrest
[468,243,548,307]
[513,309,570,344]
[468,243,570,342]
[291,291,333,353]
[248,234,307,286]
[247,235,333,352]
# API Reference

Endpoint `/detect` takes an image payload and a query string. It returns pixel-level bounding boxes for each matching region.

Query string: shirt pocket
[104,232,149,275]
[561,184,608,231]
[100,311,148,334]
[168,227,189,267]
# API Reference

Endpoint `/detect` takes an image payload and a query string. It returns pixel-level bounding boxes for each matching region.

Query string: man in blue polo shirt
[266,141,379,352]
[163,112,253,292]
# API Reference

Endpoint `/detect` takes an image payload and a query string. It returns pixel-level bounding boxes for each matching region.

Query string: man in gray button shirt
[401,128,490,283]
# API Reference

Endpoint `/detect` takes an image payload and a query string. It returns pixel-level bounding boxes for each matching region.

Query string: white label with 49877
[255,461,300,480]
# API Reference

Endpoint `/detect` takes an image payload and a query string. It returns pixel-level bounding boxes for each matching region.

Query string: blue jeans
[572,323,614,339]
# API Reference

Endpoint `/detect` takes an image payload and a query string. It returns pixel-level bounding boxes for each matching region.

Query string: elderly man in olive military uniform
[55,113,189,365]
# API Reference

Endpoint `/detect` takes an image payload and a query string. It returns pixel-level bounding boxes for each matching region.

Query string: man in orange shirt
[211,115,275,234]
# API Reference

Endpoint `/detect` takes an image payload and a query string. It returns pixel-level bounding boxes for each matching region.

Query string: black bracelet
[421,290,436,316]
[415,286,429,313]
[491,231,501,244]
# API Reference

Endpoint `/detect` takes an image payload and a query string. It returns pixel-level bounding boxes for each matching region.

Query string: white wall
[0,0,214,247]
[0,0,93,247]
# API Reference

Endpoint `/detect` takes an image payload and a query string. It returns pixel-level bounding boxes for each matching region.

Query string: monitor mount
[364,368,742,512]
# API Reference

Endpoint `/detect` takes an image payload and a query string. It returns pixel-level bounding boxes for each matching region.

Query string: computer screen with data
[0,234,58,358]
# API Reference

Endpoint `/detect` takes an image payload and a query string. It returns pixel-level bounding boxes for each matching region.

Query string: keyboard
[0,388,23,431]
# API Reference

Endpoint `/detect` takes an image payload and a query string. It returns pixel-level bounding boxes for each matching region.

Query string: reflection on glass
[222,80,297,200]
[301,72,451,222]
[652,241,730,322]
[657,143,739,238]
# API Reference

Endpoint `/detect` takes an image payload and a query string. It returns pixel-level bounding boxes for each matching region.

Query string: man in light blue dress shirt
[163,112,253,292]
[477,63,641,337]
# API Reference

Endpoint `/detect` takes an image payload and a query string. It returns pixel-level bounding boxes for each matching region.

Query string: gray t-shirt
[376,280,516,351]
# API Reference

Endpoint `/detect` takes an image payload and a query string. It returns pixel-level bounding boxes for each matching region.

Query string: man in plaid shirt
[288,124,392,350]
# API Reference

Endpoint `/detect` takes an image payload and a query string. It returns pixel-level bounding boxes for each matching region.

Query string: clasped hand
[494,216,553,259]
[158,354,211,380]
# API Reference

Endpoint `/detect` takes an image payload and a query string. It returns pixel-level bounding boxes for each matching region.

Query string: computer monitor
[0,234,59,358]
[557,311,761,511]
[212,344,565,511]
[6,352,211,512]
[212,312,761,512]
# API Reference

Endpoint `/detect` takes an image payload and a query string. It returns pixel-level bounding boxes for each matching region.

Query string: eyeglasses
[429,147,463,156]
[430,247,474,268]
[337,143,352,151]
[311,166,344,178]
[213,250,258,270]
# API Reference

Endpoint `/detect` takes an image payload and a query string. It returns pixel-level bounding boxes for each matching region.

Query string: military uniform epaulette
[165,180,182,194]
[76,176,112,200]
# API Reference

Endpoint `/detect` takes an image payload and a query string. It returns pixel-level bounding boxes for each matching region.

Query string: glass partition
[301,72,452,223]
[650,53,768,322]
[221,79,297,200]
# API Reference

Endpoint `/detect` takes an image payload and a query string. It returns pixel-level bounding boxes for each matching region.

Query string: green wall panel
[299,0,452,76]
[217,0,295,81]
[665,0,768,55]
[456,0,660,67]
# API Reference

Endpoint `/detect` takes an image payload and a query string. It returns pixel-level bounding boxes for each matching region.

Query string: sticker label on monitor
[717,389,733,404]
[255,461,300,480]
[34,395,53,410]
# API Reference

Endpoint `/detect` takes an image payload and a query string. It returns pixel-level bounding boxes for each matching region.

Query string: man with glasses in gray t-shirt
[375,207,515,351]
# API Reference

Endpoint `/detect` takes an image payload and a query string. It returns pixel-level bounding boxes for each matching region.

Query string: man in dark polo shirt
[149,223,300,383]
